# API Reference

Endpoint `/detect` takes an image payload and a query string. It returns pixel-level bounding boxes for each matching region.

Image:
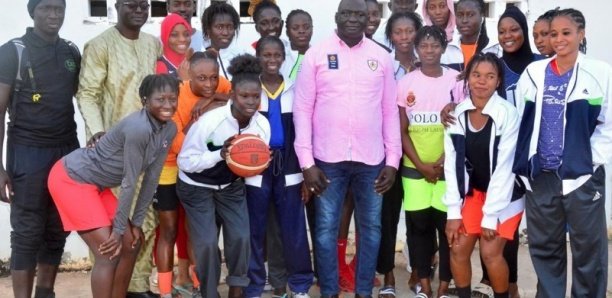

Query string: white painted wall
[0,0,346,261]
[0,0,610,260]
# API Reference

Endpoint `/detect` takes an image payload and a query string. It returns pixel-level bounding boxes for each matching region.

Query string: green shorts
[401,175,446,212]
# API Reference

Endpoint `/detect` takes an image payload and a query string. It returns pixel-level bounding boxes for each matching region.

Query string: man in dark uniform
[0,0,80,297]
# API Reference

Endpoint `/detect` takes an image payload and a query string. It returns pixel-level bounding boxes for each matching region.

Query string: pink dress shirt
[293,33,401,169]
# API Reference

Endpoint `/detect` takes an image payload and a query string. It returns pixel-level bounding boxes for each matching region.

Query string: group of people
[0,0,610,298]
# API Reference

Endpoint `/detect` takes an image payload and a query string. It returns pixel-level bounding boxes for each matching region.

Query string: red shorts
[48,160,117,232]
[461,189,522,240]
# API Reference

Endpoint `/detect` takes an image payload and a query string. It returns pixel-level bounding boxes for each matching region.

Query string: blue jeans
[314,160,384,296]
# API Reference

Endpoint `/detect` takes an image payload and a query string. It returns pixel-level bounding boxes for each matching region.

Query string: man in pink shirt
[293,0,401,296]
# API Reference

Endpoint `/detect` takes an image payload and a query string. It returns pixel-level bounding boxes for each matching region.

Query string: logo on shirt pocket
[367,59,378,71]
[406,91,416,107]
[328,54,339,69]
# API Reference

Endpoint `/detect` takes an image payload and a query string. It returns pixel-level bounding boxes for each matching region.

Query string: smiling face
[468,61,500,101]
[189,59,219,98]
[145,86,178,123]
[550,16,584,59]
[286,13,313,52]
[258,42,285,77]
[207,13,236,50]
[365,1,382,38]
[255,7,284,38]
[167,0,194,23]
[455,1,482,40]
[533,20,554,56]
[168,23,191,55]
[498,17,524,53]
[32,0,65,38]
[335,0,368,42]
[116,0,149,30]
[390,17,418,54]
[231,81,262,122]
[426,0,450,28]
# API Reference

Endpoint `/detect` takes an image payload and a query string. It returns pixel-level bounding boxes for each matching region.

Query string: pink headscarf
[422,0,456,42]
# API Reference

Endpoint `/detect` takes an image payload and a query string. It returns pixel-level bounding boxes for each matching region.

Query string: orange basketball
[226,134,270,177]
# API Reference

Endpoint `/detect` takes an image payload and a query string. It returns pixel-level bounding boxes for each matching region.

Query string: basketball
[226,134,270,177]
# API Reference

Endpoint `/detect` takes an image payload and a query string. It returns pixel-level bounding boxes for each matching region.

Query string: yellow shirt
[76,27,162,137]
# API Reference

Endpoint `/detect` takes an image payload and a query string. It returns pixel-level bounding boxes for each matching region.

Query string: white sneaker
[264,262,272,291]
[292,293,310,298]
[264,278,273,291]
[472,283,494,298]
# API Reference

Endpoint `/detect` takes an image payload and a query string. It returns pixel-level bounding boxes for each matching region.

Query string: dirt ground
[1,243,611,297]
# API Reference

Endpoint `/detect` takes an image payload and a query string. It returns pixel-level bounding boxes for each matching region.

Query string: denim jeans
[314,160,384,296]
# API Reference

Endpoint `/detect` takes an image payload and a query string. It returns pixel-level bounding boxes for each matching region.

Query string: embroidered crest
[65,59,77,72]
[367,59,378,71]
[406,91,416,107]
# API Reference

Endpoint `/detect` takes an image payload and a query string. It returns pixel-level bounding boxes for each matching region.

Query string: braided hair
[415,25,448,50]
[552,8,587,54]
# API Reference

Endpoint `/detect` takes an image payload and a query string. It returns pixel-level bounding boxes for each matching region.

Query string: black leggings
[405,207,451,282]
[376,172,404,274]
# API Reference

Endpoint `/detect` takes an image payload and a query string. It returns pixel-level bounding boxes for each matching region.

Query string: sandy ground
[1,243,611,298]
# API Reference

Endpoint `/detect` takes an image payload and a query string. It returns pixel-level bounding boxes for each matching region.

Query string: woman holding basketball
[177,54,270,298]
[443,53,521,298]
[244,36,313,298]
[154,50,232,297]
[47,74,179,298]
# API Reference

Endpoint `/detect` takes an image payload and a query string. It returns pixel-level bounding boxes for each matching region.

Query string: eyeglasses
[122,1,151,10]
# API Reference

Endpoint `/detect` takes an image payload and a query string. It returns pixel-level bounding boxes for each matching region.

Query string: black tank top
[465,112,493,192]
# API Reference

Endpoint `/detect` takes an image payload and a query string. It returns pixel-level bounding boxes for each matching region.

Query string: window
[483,2,492,18]
[89,0,108,17]
[85,0,192,21]
[239,0,250,18]
[151,0,168,17]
